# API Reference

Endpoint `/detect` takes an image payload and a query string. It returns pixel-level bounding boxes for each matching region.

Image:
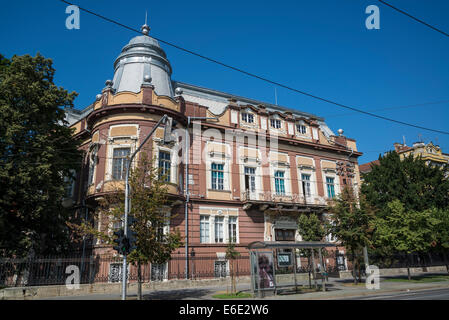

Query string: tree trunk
[443,252,449,274]
[352,250,358,285]
[307,256,312,289]
[357,259,362,283]
[137,261,142,300]
[231,260,236,295]
[407,254,411,281]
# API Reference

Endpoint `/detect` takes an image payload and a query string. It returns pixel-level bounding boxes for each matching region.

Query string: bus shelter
[247,241,336,297]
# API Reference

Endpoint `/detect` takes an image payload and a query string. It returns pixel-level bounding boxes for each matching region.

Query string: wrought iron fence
[2,251,444,288]
[0,253,251,288]
[368,252,449,270]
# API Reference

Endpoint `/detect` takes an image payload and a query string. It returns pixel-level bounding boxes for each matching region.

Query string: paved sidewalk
[36,273,449,300]
[134,276,449,300]
[248,277,449,300]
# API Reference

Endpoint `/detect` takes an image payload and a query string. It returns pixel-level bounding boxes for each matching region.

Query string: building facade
[66,24,362,279]
[360,141,449,175]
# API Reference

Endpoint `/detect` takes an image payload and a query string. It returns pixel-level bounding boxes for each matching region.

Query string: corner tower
[112,23,174,97]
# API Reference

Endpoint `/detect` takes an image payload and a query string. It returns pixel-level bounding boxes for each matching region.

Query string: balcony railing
[241,190,328,206]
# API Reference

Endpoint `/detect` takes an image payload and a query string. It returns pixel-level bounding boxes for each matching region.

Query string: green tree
[373,200,439,280]
[362,151,449,216]
[297,213,328,242]
[328,187,375,284]
[430,208,449,273]
[297,213,329,288]
[70,152,182,300]
[225,241,240,295]
[0,53,82,257]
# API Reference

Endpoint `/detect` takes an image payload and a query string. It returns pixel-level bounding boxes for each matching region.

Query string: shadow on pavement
[140,288,214,300]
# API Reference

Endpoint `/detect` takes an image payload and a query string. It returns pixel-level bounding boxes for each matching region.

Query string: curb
[303,282,449,300]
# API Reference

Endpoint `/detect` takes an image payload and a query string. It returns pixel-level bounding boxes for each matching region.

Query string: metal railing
[0,253,251,288]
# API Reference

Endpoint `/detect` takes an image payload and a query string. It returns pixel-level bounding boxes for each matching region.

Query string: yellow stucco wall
[110,125,138,137]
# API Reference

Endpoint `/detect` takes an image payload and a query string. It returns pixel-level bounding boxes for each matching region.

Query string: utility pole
[121,114,169,300]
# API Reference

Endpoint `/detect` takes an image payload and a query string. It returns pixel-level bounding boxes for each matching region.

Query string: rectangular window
[326,177,336,198]
[274,171,286,195]
[270,119,281,129]
[301,174,311,197]
[244,167,256,193]
[88,160,95,185]
[158,151,171,182]
[112,148,130,180]
[297,124,307,134]
[211,163,224,190]
[228,216,237,243]
[112,219,122,231]
[275,229,295,241]
[200,216,210,243]
[241,113,254,123]
[214,261,227,278]
[156,222,165,242]
[215,216,224,243]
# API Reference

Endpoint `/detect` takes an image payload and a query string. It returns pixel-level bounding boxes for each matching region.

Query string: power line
[58,0,449,136]
[322,99,449,119]
[378,0,449,38]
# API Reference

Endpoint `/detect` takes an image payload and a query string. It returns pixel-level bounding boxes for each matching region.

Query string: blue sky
[1,0,448,164]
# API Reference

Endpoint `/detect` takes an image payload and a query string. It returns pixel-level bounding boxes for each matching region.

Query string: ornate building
[66,24,362,279]
[360,141,449,175]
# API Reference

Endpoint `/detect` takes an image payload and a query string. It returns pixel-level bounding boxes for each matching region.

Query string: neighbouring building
[360,141,449,175]
[66,23,362,281]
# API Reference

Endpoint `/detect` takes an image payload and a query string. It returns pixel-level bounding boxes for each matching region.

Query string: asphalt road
[346,287,449,300]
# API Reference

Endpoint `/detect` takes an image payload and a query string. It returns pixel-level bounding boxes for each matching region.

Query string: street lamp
[184,116,218,279]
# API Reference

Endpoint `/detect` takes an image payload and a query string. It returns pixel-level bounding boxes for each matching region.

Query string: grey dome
[112,27,174,97]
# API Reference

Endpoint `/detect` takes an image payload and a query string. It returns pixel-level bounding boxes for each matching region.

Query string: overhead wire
[57,0,449,136]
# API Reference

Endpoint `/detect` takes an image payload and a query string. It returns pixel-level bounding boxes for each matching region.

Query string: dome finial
[141,11,150,35]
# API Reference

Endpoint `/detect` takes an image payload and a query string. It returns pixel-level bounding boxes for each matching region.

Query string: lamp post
[184,116,218,279]
[121,114,168,300]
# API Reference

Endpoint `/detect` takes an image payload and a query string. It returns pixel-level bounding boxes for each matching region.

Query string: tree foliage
[297,213,329,242]
[431,208,449,253]
[69,152,182,298]
[362,151,449,216]
[0,53,82,257]
[329,187,375,253]
[373,200,438,255]
[328,187,376,283]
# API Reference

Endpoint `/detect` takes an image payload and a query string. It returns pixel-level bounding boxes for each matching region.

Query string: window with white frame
[326,177,336,198]
[158,150,171,182]
[64,173,75,198]
[112,219,122,232]
[215,216,224,243]
[274,171,286,195]
[296,123,307,135]
[228,216,237,243]
[199,212,239,244]
[214,261,228,278]
[270,118,282,129]
[241,112,254,123]
[301,173,312,197]
[200,215,210,243]
[112,148,130,180]
[211,163,224,190]
[244,167,256,193]
[88,158,95,185]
